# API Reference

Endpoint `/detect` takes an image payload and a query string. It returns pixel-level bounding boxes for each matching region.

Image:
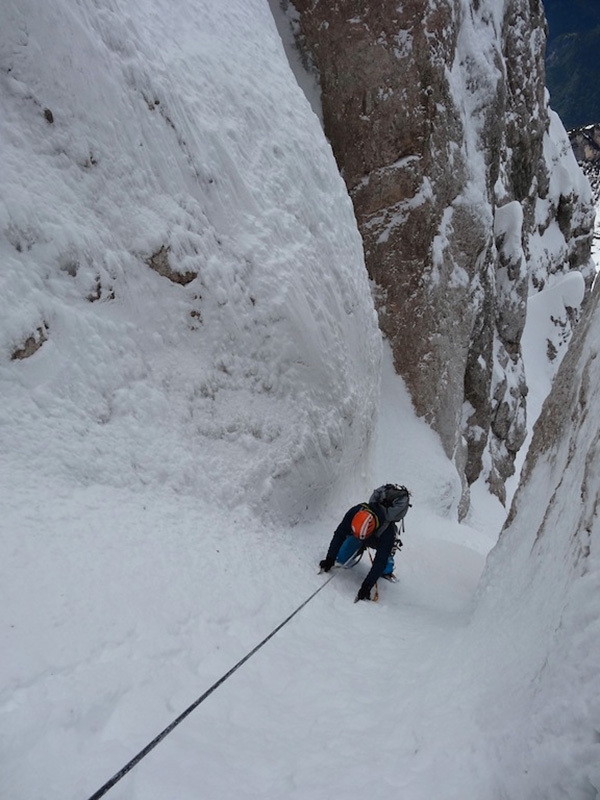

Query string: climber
[319,484,411,601]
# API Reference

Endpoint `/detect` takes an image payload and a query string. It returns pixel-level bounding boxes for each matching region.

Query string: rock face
[570,124,600,165]
[287,0,595,512]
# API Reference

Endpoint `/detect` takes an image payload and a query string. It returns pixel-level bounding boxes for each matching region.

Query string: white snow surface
[471,280,600,799]
[1,2,598,800]
[0,0,380,524]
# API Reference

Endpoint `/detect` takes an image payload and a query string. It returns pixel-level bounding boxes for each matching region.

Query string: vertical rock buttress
[288,0,594,513]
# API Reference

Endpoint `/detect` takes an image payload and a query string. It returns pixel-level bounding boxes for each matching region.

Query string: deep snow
[1,1,598,799]
[1,345,503,800]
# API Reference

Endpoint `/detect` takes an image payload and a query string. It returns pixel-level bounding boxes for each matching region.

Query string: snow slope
[1,2,598,799]
[2,342,502,800]
[469,278,600,799]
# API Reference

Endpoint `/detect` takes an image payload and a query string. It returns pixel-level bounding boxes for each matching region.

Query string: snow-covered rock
[0,3,597,798]
[468,276,600,798]
[284,0,595,512]
[0,0,381,521]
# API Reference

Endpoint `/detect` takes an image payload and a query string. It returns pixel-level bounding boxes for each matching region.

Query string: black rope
[85,572,336,800]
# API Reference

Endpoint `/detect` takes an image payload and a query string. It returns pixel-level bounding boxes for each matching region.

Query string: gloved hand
[356,583,371,601]
[319,558,334,572]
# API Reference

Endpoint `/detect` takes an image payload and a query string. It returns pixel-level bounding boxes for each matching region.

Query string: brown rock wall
[288,0,593,511]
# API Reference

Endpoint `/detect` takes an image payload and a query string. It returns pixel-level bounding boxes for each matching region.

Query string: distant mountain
[544,0,600,129]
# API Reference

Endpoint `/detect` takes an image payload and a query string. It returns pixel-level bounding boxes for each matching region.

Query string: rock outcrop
[570,124,600,165]
[284,0,595,512]
[10,324,48,361]
[569,124,600,202]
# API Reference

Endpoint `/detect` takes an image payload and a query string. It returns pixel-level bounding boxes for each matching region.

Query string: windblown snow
[0,2,598,799]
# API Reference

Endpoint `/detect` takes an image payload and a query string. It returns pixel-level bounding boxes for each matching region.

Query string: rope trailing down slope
[85,572,337,800]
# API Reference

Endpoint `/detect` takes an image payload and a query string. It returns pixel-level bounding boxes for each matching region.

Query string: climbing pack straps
[85,573,336,800]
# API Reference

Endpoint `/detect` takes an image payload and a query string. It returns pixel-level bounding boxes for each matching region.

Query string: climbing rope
[85,572,336,800]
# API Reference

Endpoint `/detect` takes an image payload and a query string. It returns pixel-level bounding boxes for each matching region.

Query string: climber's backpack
[370,483,411,522]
